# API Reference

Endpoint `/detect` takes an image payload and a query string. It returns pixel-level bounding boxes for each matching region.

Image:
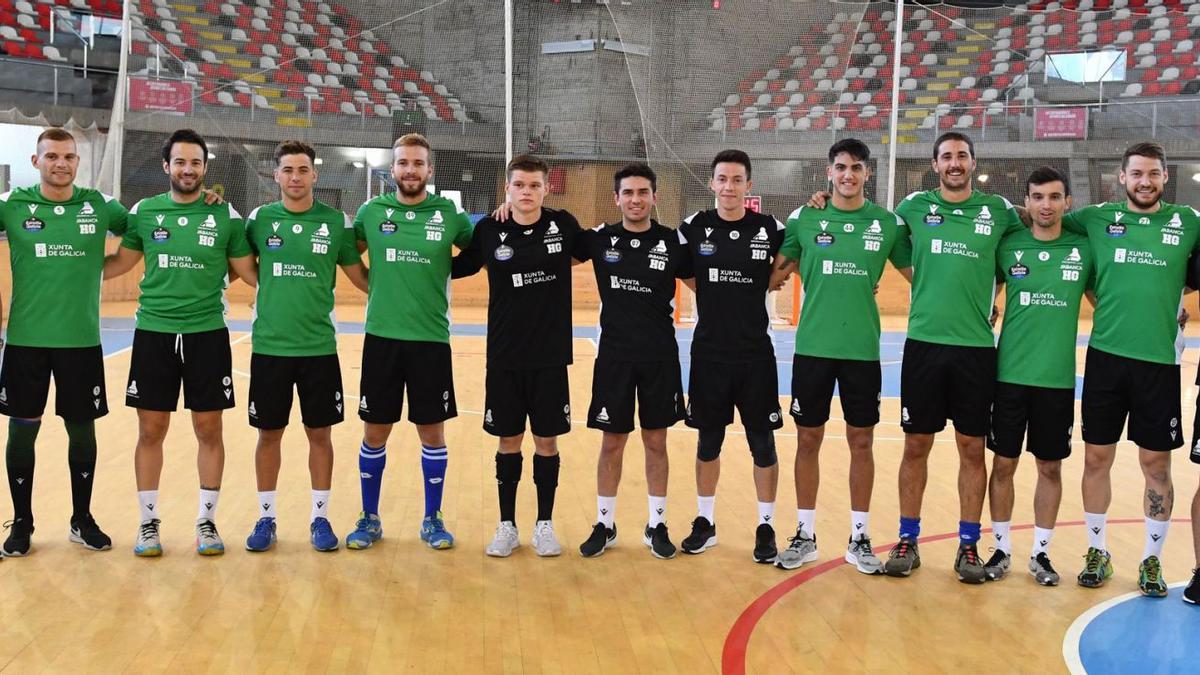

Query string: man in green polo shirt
[103,129,257,558]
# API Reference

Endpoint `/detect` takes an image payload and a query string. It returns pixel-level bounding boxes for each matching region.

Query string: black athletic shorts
[686,357,783,431]
[899,338,995,437]
[248,353,344,429]
[484,366,571,437]
[987,381,1074,461]
[126,328,234,412]
[0,344,107,420]
[358,334,456,425]
[790,354,881,428]
[1082,347,1182,451]
[1190,393,1200,465]
[587,358,684,433]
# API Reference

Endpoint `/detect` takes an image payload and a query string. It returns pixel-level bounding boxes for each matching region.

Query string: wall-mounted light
[977,173,989,183]
[353,161,365,168]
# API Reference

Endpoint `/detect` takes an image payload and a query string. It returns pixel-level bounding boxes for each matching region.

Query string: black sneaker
[643,523,676,559]
[681,516,717,554]
[753,523,777,564]
[983,549,1011,581]
[1184,568,1200,605]
[579,522,616,558]
[69,514,113,551]
[2,518,33,557]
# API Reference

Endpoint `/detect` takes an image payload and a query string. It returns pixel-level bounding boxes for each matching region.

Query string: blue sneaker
[345,512,382,550]
[420,511,454,549]
[310,517,339,552]
[245,517,276,552]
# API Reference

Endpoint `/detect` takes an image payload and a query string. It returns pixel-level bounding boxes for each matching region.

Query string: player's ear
[1064,195,1073,211]
[29,154,38,169]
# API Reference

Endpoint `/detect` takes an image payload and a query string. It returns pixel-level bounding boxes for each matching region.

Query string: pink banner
[129,77,193,114]
[1035,107,1088,140]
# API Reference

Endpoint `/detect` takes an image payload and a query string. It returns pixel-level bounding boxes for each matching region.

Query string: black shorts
[248,353,344,429]
[1190,393,1200,465]
[686,358,783,431]
[587,358,684,433]
[987,382,1074,461]
[1082,347,1182,451]
[358,334,457,425]
[125,328,234,412]
[900,338,995,437]
[790,355,881,428]
[0,344,107,420]
[484,366,571,437]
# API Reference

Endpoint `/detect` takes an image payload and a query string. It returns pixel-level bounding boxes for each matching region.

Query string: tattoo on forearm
[1147,487,1172,517]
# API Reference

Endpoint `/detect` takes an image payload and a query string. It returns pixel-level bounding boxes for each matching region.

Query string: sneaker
[643,523,676,559]
[420,511,454,549]
[1077,547,1114,588]
[69,514,112,551]
[1138,555,1168,597]
[753,523,777,564]
[680,516,717,554]
[345,512,382,550]
[579,522,616,558]
[884,536,921,577]
[245,517,277,552]
[955,543,987,584]
[845,536,884,575]
[1184,568,1200,605]
[2,518,33,557]
[134,519,162,557]
[775,527,818,570]
[532,520,562,557]
[1029,553,1060,586]
[196,519,225,556]
[310,517,339,552]
[487,521,520,557]
[984,549,1011,581]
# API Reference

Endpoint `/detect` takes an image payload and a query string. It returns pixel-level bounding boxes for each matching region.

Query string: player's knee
[697,427,725,463]
[1035,459,1062,482]
[991,456,1019,481]
[747,429,777,468]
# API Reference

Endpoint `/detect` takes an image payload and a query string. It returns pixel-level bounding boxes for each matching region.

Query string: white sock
[850,510,869,541]
[198,488,220,522]
[698,495,715,524]
[648,495,666,527]
[1031,526,1054,557]
[797,508,816,537]
[311,490,331,521]
[598,495,616,528]
[1144,518,1170,559]
[258,491,277,519]
[757,501,775,526]
[1084,511,1107,552]
[992,520,1012,555]
[137,490,158,523]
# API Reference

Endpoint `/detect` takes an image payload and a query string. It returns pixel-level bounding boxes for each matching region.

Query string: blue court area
[1066,585,1200,674]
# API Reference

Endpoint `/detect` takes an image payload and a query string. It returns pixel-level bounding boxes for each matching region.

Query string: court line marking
[720,518,1194,675]
[1061,580,1189,675]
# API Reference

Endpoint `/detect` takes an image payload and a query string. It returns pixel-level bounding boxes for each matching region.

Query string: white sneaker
[845,536,884,574]
[195,518,225,556]
[531,520,562,557]
[486,521,520,557]
[134,519,162,557]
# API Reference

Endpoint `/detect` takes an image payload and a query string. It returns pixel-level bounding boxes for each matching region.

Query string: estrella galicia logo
[1106,223,1126,237]
[266,234,284,249]
[23,217,44,232]
[603,248,621,263]
[814,232,835,247]
[379,220,397,235]
[1008,263,1029,278]
[698,241,716,256]
[494,244,513,261]
[151,226,170,242]
[924,213,943,226]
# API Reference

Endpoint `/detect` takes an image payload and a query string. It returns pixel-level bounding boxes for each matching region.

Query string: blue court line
[1065,582,1200,675]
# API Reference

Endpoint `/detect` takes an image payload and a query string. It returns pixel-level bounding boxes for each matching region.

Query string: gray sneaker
[955,543,986,584]
[884,536,920,577]
[531,520,562,557]
[486,521,520,557]
[845,536,884,575]
[1029,552,1060,586]
[775,526,818,570]
[984,549,1011,581]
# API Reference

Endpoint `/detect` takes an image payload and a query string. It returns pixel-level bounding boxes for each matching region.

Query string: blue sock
[358,442,386,516]
[421,445,448,518]
[959,520,981,545]
[899,516,921,540]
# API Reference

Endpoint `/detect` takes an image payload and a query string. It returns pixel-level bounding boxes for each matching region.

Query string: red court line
[721,517,1193,674]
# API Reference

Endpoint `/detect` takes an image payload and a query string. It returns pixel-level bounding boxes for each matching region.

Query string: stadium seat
[1162,66,1180,80]
[339,100,358,115]
[743,117,761,131]
[1119,82,1143,96]
[1175,38,1194,52]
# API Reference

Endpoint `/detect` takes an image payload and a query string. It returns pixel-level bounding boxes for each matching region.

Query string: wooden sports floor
[0,302,1196,674]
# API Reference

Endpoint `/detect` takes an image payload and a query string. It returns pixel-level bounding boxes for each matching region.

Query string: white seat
[833,78,849,91]
[854,92,871,105]
[995,38,1011,51]
[871,54,887,67]
[0,26,19,41]
[862,67,877,79]
[42,45,67,62]
[823,55,839,68]
[723,93,739,107]
[816,79,832,92]
[322,74,341,87]
[1080,33,1098,47]
[420,70,435,82]
[795,117,812,130]
[303,85,321,98]
[340,101,359,115]
[996,27,1012,39]
[850,44,866,55]
[1138,54,1157,68]
[920,53,938,66]
[788,45,804,57]
[1029,24,1046,37]
[935,103,951,116]
[790,56,807,69]
[1135,43,1153,57]
[813,67,828,79]
[992,62,1010,76]
[258,55,276,69]
[755,93,771,106]
[1015,87,1034,101]
[230,28,248,42]
[300,23,315,36]
[786,92,804,106]
[283,21,298,34]
[981,88,998,101]
[375,65,391,79]
[960,76,976,89]
[994,50,1011,63]
[832,117,847,130]
[867,43,882,55]
[743,117,761,131]
[253,6,269,19]
[751,80,767,92]
[307,72,324,87]
[253,94,270,109]
[901,78,917,91]
[166,33,185,47]
[1047,24,1063,36]
[1115,30,1134,44]
[986,101,1004,115]
[783,79,799,92]
[262,43,279,57]
[927,30,941,42]
[955,115,974,128]
[423,107,439,120]
[1153,29,1170,42]
[861,105,877,118]
[809,105,826,118]
[251,17,267,31]
[343,63,359,76]
[741,106,757,119]
[295,46,311,60]
[1175,39,1194,54]
[845,67,860,79]
[390,55,406,68]
[774,106,790,118]
[919,115,936,129]
[327,61,343,75]
[217,91,238,106]
[281,33,298,46]
[375,104,392,118]
[310,48,327,61]
[837,92,854,105]
[345,52,361,65]
[765,68,780,80]
[328,38,344,51]
[220,3,236,16]
[1161,66,1180,80]
[898,65,911,78]
[778,117,795,131]
[1120,82,1142,97]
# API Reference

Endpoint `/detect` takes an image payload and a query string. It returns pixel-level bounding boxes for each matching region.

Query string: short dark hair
[1026,166,1071,196]
[162,128,208,164]
[828,138,870,164]
[36,127,75,148]
[506,154,549,180]
[613,163,657,193]
[274,139,316,166]
[932,131,975,160]
[711,149,752,179]
[1122,141,1166,170]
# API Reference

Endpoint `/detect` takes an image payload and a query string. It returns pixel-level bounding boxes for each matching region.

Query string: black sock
[496,452,522,523]
[65,419,97,522]
[533,453,560,522]
[6,418,40,525]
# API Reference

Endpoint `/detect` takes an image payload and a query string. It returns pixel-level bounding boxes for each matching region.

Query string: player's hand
[873,283,880,296]
[1179,307,1190,329]
[807,191,830,209]
[989,304,1001,327]
[491,201,511,222]
[202,188,224,205]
